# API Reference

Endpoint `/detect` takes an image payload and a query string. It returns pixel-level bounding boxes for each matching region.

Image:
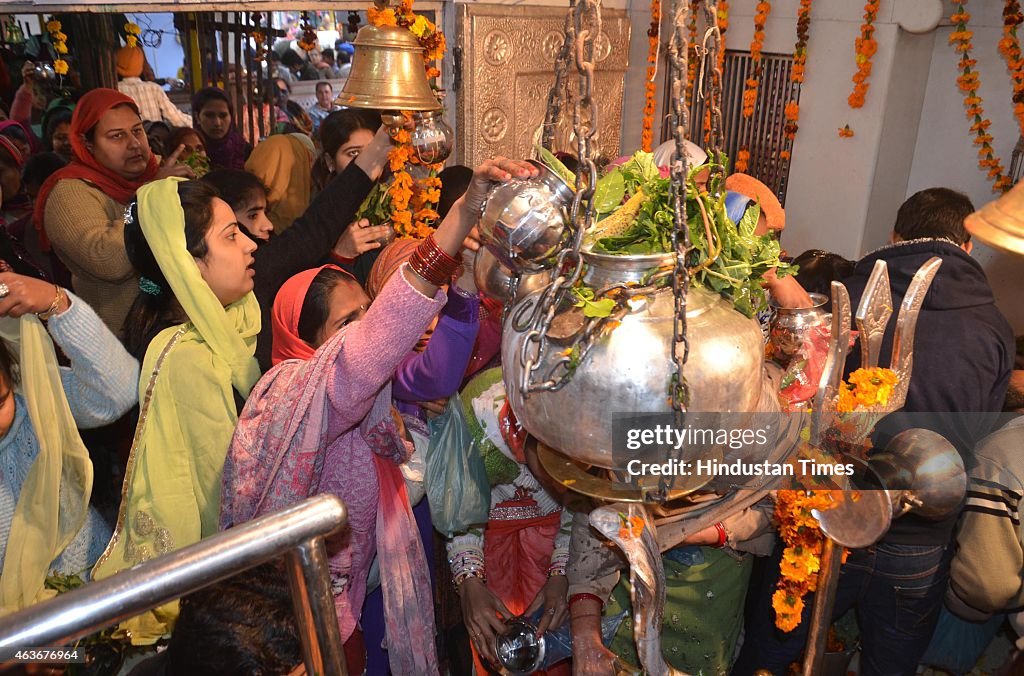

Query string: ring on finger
[0,282,9,299]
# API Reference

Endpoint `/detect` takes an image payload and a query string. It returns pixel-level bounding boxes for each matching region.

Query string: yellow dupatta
[0,315,93,613]
[92,178,260,643]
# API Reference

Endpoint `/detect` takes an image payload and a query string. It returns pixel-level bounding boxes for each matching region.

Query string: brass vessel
[966,180,1024,255]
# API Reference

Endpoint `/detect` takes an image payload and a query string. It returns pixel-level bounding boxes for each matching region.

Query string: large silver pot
[474,247,553,305]
[479,159,573,272]
[502,251,771,469]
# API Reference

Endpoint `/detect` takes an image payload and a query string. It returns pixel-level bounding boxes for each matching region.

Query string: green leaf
[618,151,660,194]
[572,287,617,318]
[594,169,626,216]
[535,145,577,186]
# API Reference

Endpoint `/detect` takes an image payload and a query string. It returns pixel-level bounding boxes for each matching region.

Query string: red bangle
[421,233,462,268]
[330,252,355,265]
[409,234,462,286]
[568,593,604,610]
[713,522,727,548]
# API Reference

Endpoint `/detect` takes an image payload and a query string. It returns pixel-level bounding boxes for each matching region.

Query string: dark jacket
[252,160,374,371]
[841,238,1015,544]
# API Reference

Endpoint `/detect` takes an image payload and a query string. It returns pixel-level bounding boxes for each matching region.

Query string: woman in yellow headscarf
[243,134,313,234]
[94,177,260,642]
[0,270,138,612]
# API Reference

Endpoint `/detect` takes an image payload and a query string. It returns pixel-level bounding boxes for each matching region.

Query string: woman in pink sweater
[220,157,537,675]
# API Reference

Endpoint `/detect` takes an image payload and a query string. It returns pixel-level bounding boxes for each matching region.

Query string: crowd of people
[0,37,1022,676]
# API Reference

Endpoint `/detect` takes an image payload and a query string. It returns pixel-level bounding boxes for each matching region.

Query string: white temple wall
[637,0,1024,332]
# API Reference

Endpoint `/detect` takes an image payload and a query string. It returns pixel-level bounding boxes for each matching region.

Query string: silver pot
[473,247,552,305]
[409,110,453,164]
[479,159,573,273]
[768,292,828,366]
[502,251,771,469]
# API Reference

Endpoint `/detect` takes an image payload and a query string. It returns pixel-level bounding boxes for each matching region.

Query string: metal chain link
[668,0,692,412]
[542,4,576,151]
[517,0,602,398]
[699,0,725,165]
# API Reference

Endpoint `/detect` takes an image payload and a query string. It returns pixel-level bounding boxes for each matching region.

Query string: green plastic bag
[424,393,491,537]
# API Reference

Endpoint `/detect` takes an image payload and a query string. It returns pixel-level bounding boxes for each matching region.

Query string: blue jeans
[732,541,951,676]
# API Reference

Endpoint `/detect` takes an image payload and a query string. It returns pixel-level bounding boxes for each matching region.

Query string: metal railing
[0,495,349,676]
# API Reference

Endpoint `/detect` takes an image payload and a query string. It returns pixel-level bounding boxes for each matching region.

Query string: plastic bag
[424,393,491,537]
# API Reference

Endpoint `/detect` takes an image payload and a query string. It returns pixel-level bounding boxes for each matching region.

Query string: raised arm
[253,126,392,294]
[0,274,139,428]
[392,285,480,403]
[327,158,536,428]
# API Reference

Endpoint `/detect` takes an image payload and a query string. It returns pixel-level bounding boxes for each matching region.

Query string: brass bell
[337,24,441,112]
[965,179,1024,255]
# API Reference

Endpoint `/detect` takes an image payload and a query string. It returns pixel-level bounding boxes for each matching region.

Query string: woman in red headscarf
[220,157,536,675]
[34,88,193,335]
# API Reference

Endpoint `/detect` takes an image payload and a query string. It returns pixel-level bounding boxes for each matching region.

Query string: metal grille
[180,12,272,142]
[662,49,799,204]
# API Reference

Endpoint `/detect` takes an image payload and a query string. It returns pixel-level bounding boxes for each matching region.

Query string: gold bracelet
[36,285,65,321]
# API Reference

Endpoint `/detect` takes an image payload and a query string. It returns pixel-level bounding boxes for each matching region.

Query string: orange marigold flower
[369,7,398,27]
[785,101,800,120]
[772,588,805,631]
[618,515,645,539]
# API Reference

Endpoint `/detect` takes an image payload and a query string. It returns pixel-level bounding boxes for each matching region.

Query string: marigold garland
[641,0,662,152]
[836,367,897,413]
[950,1,1014,193]
[46,18,69,77]
[735,147,750,173]
[368,0,447,238]
[999,0,1024,136]
[742,1,772,119]
[298,11,318,52]
[124,22,141,49]
[780,0,812,161]
[838,124,854,138]
[773,489,848,632]
[848,0,880,110]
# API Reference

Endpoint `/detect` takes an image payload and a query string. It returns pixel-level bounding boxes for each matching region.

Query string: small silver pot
[473,247,552,305]
[409,110,453,164]
[479,159,574,273]
[768,292,829,366]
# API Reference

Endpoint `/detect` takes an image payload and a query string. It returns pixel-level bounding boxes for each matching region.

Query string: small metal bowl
[479,159,574,273]
[496,617,545,675]
[474,246,553,305]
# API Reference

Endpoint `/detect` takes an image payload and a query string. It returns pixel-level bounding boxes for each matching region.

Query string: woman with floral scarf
[220,158,537,675]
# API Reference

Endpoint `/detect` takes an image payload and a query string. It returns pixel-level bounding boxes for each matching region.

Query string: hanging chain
[699,0,725,158]
[542,4,577,151]
[517,0,602,398]
[667,0,692,412]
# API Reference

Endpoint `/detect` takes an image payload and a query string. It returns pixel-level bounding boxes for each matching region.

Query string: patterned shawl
[222,266,443,675]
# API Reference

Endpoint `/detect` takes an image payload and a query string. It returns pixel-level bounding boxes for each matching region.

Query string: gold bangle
[36,285,65,321]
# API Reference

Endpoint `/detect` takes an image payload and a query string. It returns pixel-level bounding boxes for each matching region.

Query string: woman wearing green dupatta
[93,177,260,643]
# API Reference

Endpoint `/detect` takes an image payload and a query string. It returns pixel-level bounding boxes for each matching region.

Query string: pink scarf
[221,266,442,675]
